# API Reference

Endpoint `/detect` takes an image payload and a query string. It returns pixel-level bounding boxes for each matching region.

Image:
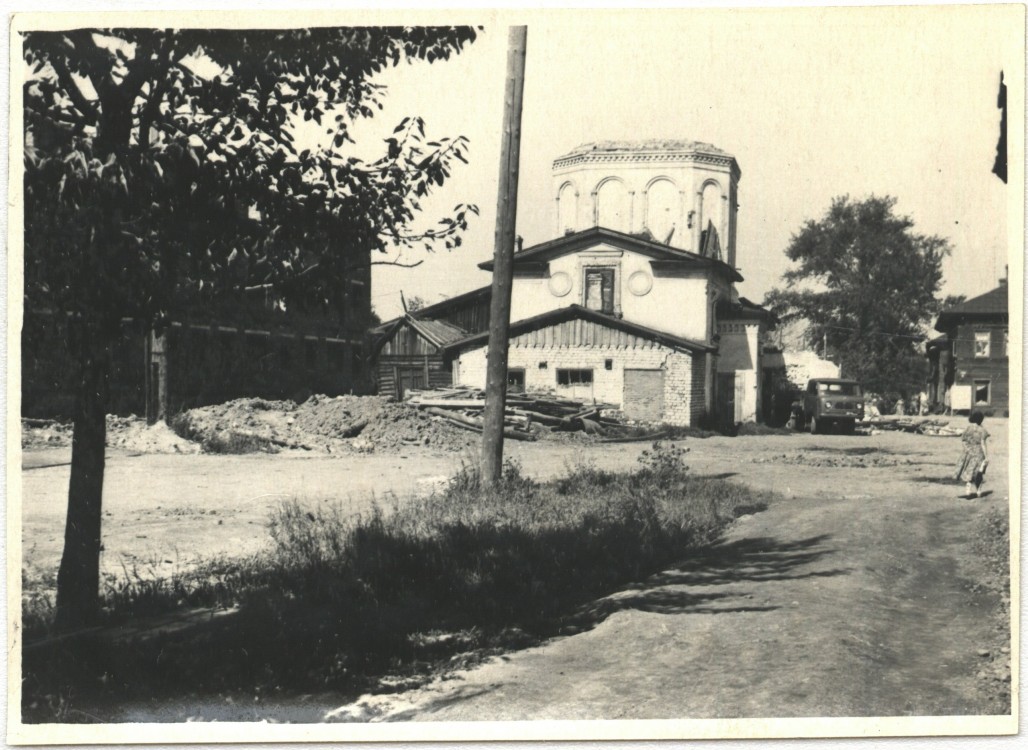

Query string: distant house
[372,139,777,427]
[926,280,1009,414]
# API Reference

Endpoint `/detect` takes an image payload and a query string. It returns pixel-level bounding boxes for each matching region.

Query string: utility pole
[481,26,527,483]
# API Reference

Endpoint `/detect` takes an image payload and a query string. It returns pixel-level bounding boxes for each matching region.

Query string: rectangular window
[584,269,615,313]
[974,379,990,405]
[507,368,525,392]
[974,331,990,358]
[557,368,593,386]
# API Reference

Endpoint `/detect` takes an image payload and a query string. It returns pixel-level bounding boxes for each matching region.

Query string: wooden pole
[481,26,527,483]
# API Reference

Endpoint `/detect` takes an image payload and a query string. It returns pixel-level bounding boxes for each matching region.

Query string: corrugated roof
[406,317,469,347]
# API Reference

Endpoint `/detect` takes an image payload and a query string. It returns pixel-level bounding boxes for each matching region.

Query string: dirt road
[333,424,1012,721]
[20,420,1012,719]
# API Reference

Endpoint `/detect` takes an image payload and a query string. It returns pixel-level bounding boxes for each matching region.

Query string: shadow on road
[566,534,848,630]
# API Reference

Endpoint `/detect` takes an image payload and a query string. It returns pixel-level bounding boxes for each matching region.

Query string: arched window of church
[558,182,578,235]
[645,178,678,243]
[595,179,629,232]
[701,181,723,237]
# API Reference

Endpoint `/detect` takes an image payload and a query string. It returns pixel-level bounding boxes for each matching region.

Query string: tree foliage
[24,27,480,331]
[22,25,480,628]
[764,195,951,396]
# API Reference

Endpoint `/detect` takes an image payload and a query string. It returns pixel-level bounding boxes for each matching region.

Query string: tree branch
[49,50,98,125]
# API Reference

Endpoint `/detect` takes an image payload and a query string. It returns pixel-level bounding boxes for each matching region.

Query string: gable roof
[441,304,715,355]
[371,314,469,357]
[934,283,1008,331]
[478,226,743,282]
[371,284,491,335]
[405,316,469,348]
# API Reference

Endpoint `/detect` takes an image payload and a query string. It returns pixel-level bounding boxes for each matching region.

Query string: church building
[373,139,775,428]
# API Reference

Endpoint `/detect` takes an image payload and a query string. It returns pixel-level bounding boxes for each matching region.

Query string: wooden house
[927,280,1009,414]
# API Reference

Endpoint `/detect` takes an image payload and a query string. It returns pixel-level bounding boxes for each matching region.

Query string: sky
[305,6,1023,321]
[3,3,1021,325]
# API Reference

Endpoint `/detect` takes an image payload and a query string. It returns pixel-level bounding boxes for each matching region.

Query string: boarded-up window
[624,369,664,422]
[584,269,615,313]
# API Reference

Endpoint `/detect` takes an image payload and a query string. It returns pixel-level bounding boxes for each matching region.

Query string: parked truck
[792,378,864,434]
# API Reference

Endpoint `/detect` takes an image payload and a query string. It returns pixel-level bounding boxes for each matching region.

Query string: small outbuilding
[372,314,469,400]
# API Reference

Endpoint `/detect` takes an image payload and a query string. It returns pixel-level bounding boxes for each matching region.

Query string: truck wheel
[842,421,855,435]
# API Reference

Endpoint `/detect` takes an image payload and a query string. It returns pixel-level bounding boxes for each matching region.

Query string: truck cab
[795,378,864,434]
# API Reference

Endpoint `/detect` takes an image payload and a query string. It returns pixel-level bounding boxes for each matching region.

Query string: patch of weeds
[23,450,777,720]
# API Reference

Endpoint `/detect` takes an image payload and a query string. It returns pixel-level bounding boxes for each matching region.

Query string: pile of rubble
[22,388,664,456]
[753,452,918,469]
[169,395,479,454]
[22,416,200,454]
[862,417,963,436]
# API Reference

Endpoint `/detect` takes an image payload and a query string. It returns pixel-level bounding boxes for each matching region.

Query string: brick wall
[456,341,699,426]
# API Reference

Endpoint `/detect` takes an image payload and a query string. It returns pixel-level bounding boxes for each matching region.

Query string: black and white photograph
[4,2,1023,743]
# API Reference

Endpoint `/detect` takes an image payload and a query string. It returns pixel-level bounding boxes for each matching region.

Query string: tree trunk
[54,347,110,631]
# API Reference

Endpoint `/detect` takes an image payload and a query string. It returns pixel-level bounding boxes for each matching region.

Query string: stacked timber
[405,387,655,440]
[862,416,962,436]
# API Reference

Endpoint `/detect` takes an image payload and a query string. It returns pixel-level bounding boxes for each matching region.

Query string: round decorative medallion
[627,270,653,296]
[548,271,572,297]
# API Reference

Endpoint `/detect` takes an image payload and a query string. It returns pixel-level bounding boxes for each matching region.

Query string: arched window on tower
[558,182,579,235]
[645,178,678,244]
[595,178,629,232]
[701,181,723,243]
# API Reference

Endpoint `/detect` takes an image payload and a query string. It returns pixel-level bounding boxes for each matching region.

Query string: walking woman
[956,410,989,498]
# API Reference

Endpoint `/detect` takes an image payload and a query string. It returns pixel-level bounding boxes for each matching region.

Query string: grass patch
[23,443,774,721]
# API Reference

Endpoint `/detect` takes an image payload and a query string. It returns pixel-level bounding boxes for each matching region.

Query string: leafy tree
[764,195,952,397]
[22,26,479,629]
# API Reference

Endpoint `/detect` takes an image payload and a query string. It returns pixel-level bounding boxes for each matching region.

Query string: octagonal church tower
[552,139,740,269]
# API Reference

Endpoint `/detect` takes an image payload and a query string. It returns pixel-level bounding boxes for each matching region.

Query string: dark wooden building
[373,315,471,400]
[927,280,1009,414]
[371,286,490,399]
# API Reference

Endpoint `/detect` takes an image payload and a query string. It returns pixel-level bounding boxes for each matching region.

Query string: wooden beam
[480,26,528,482]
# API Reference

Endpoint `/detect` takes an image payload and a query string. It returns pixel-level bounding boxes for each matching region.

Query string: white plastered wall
[509,244,711,342]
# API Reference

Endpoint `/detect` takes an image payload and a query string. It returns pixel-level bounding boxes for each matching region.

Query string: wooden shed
[373,315,469,400]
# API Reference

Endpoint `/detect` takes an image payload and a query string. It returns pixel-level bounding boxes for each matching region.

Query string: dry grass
[23,443,774,722]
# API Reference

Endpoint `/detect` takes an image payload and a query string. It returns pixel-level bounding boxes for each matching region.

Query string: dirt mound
[22,416,199,454]
[172,395,477,454]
